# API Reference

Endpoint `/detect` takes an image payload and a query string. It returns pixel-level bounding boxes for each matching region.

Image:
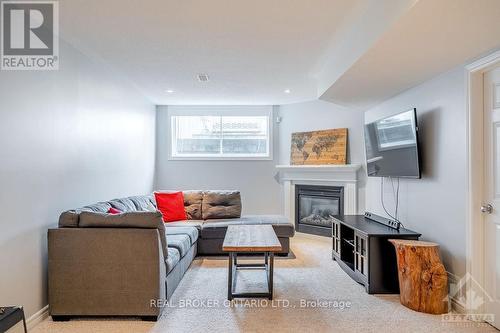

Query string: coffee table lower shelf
[227,252,275,300]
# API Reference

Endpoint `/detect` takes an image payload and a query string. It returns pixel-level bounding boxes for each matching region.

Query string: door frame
[466,49,500,313]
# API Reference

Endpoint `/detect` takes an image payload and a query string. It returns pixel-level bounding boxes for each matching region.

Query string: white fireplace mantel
[276,164,361,179]
[275,164,362,222]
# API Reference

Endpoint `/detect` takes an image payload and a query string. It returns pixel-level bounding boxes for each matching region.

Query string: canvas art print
[290,128,348,165]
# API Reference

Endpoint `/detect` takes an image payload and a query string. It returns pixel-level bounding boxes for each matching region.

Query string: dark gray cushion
[107,200,128,212]
[58,202,112,228]
[58,197,149,227]
[167,234,192,257]
[79,211,168,259]
[108,198,136,212]
[165,226,199,245]
[201,215,294,239]
[128,195,157,212]
[202,191,241,220]
[81,202,112,213]
[166,247,180,273]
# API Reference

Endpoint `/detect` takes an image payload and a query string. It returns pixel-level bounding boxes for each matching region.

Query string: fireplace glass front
[295,185,344,236]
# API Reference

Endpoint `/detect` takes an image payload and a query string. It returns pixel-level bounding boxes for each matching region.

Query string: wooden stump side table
[389,239,449,314]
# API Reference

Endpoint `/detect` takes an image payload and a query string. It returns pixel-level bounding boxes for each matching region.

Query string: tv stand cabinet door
[354,232,368,277]
[332,220,341,258]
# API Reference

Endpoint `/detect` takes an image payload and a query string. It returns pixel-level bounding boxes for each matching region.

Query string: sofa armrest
[48,228,166,317]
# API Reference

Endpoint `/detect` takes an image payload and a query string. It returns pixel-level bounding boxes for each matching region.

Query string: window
[169,106,272,160]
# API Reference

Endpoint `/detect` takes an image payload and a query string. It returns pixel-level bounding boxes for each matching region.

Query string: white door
[484,66,500,329]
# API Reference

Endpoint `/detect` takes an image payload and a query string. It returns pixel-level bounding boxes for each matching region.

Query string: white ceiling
[60,0,363,105]
[320,0,500,109]
[60,0,500,107]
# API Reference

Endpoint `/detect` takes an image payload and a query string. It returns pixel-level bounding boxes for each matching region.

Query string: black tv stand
[331,215,421,294]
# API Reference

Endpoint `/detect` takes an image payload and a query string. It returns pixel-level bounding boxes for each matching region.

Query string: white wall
[0,40,156,319]
[155,106,281,214]
[364,66,467,277]
[277,100,366,213]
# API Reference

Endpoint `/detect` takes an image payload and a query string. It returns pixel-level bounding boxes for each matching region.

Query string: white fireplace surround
[275,164,362,223]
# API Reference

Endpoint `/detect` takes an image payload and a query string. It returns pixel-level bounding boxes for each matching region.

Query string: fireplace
[295,185,344,237]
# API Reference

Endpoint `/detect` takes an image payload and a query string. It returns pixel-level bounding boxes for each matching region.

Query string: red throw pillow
[107,207,122,215]
[154,192,187,222]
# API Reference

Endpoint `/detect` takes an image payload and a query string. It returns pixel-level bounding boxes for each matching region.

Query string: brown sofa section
[182,191,203,220]
[48,228,165,318]
[155,190,242,220]
[201,190,242,220]
[157,190,293,254]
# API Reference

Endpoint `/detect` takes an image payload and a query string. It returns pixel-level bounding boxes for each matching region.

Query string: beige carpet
[32,233,497,333]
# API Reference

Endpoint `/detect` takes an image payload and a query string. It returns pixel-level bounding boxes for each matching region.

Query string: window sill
[168,156,273,161]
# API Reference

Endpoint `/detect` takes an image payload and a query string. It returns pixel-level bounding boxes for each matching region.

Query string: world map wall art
[290,128,348,165]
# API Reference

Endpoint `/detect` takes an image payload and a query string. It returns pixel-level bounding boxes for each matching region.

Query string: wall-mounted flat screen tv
[364,108,421,178]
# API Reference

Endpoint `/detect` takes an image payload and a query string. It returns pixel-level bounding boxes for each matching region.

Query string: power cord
[380,177,405,228]
[390,177,400,221]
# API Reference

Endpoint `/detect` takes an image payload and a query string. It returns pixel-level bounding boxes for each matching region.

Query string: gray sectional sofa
[48,191,294,321]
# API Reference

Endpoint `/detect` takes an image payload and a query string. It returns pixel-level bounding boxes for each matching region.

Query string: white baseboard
[448,272,466,314]
[450,297,466,314]
[26,305,49,331]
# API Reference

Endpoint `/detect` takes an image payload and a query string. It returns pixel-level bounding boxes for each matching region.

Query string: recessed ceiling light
[166,89,174,93]
[197,73,210,82]
[284,89,291,94]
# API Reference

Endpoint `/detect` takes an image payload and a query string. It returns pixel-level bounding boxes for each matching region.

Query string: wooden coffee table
[222,225,282,300]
